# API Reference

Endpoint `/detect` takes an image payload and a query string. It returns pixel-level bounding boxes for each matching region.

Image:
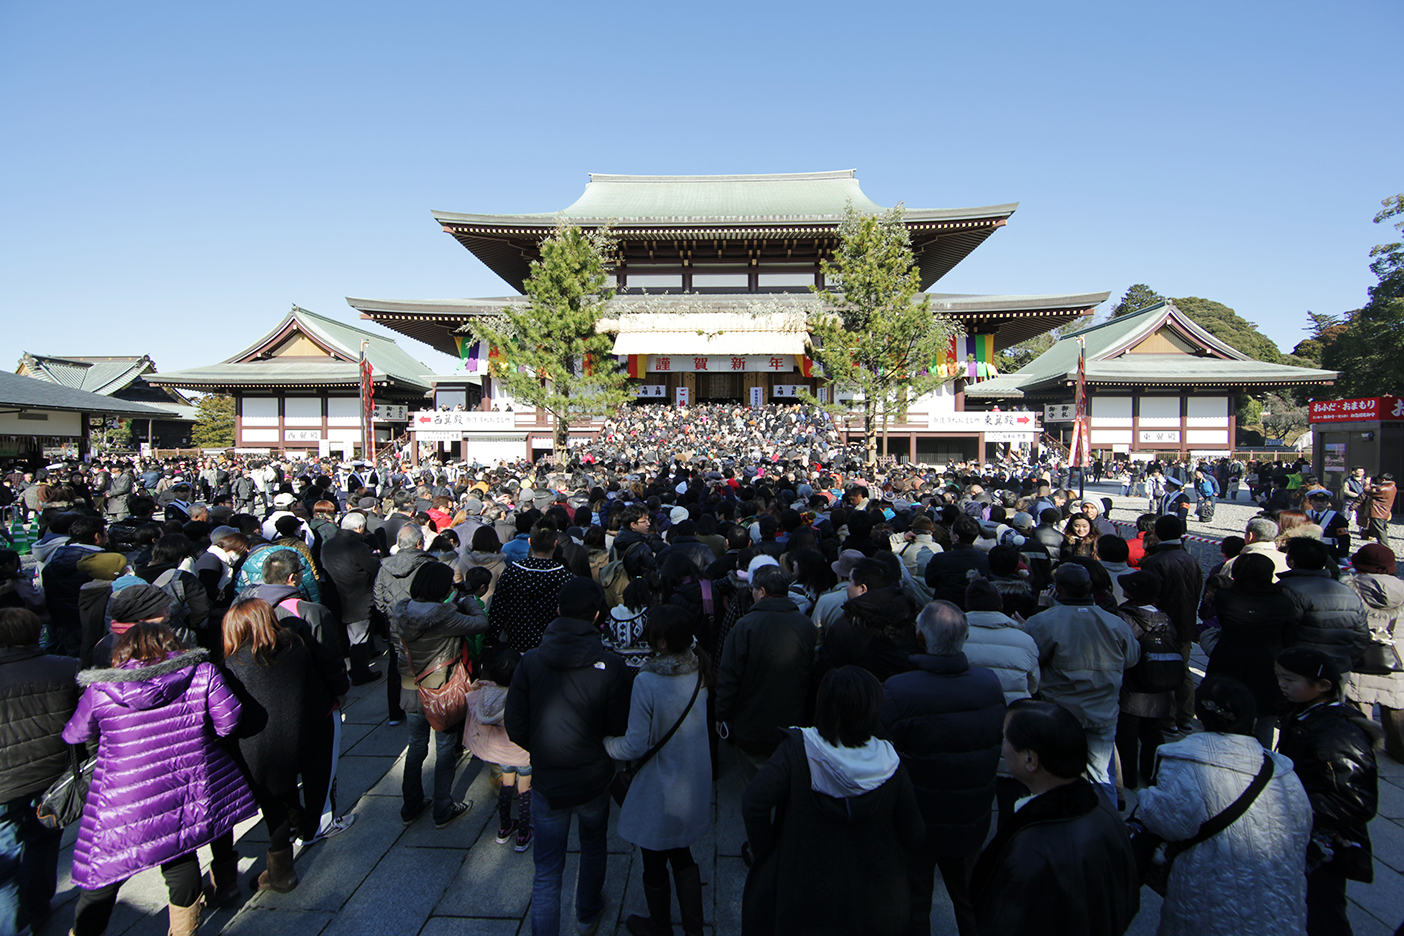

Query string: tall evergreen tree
[192,393,235,448]
[806,203,959,462]
[463,221,631,449]
[1110,284,1165,318]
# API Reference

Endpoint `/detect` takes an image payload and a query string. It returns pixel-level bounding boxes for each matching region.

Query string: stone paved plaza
[29,655,1404,936]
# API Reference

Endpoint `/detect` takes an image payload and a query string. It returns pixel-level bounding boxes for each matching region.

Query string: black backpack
[1127,614,1185,693]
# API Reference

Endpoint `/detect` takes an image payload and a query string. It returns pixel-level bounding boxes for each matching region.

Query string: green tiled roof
[0,370,171,417]
[19,354,153,395]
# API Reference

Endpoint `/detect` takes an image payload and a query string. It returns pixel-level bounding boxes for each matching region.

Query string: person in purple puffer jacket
[63,622,257,936]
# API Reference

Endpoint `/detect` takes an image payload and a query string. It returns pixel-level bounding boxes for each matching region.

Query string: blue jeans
[531,789,610,936]
[402,712,459,822]
[0,794,63,935]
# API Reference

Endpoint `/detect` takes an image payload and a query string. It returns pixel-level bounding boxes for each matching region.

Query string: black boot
[674,863,703,936]
[626,865,672,935]
[348,643,380,685]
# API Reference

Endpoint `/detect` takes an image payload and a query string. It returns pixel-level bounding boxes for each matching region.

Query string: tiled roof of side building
[0,370,172,417]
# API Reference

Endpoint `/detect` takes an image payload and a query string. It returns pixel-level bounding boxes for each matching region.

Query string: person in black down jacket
[742,666,924,936]
[1139,515,1204,733]
[1278,537,1371,675]
[1206,553,1301,747]
[0,608,80,935]
[881,601,1005,936]
[318,513,382,685]
[816,558,920,685]
[506,578,631,936]
[1274,647,1380,936]
[970,699,1139,936]
[715,565,818,785]
[924,515,991,609]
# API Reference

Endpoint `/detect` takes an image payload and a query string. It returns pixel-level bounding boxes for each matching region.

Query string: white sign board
[817,387,829,404]
[675,386,690,407]
[284,429,322,442]
[749,386,764,408]
[410,411,515,432]
[1139,430,1182,444]
[372,404,408,421]
[646,354,793,373]
[636,385,667,398]
[415,430,464,442]
[927,412,1041,432]
[772,385,806,398]
[985,431,1040,443]
[1044,404,1076,423]
[318,440,332,458]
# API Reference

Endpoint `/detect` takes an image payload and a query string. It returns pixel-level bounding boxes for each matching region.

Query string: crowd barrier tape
[1107,518,1225,575]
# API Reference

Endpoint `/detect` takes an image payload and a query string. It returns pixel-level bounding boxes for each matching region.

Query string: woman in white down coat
[604,606,711,936]
[1136,675,1313,936]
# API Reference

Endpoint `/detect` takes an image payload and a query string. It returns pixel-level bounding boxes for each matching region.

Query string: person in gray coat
[374,525,434,723]
[604,606,710,936]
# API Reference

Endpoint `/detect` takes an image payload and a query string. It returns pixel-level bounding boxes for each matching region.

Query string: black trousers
[1115,711,1165,788]
[640,846,696,877]
[907,846,976,936]
[1306,860,1351,936]
[72,832,235,936]
[296,712,337,840]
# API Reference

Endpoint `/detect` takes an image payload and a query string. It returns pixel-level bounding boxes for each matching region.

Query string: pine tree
[191,393,235,448]
[807,204,959,463]
[462,221,632,450]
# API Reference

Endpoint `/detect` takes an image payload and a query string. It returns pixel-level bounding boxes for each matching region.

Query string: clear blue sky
[2,1,1399,376]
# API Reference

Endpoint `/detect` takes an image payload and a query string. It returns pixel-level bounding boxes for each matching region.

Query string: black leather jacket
[0,647,80,802]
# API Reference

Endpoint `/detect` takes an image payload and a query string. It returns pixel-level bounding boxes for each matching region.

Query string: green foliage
[1171,296,1283,363]
[1110,284,1165,318]
[1258,392,1309,443]
[995,315,1098,374]
[1313,195,1404,397]
[192,394,235,448]
[807,203,959,462]
[1290,311,1346,366]
[1234,394,1262,429]
[464,221,632,447]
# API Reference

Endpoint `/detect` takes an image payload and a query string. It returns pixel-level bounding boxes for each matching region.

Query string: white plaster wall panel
[1186,429,1230,444]
[1186,396,1229,427]
[240,428,279,442]
[326,396,360,427]
[240,396,279,426]
[1091,396,1133,427]
[0,410,83,435]
[1090,429,1133,444]
[326,428,361,442]
[1138,396,1181,427]
[283,396,323,426]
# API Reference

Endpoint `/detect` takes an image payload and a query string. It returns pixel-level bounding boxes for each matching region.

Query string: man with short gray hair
[374,523,434,724]
[882,600,1004,936]
[1221,516,1288,581]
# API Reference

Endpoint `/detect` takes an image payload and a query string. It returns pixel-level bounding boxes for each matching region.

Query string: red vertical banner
[1068,337,1091,468]
[359,342,376,463]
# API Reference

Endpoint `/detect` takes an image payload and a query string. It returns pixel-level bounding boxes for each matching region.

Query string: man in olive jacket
[0,608,80,934]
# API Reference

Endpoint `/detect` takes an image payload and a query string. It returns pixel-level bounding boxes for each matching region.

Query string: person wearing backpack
[1113,571,1181,789]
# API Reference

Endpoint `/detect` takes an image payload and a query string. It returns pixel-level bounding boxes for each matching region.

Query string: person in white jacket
[1135,675,1313,936]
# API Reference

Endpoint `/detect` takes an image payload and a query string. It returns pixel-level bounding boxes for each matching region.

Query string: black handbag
[1355,640,1404,676]
[610,670,703,807]
[1128,752,1274,896]
[36,746,94,830]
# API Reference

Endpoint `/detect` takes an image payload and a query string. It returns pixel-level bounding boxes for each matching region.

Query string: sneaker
[434,800,473,829]
[1177,721,1197,734]
[514,822,534,852]
[495,819,517,845]
[401,797,432,826]
[387,718,403,727]
[302,814,356,844]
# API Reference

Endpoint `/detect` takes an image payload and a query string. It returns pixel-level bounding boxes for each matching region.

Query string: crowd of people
[0,405,1400,936]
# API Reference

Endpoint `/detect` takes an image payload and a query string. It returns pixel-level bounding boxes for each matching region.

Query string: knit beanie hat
[965,578,1004,612]
[106,584,176,635]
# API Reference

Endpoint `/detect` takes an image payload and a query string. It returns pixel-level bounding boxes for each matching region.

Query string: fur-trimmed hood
[640,650,699,677]
[78,649,209,711]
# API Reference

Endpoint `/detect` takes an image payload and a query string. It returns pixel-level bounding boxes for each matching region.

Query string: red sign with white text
[1309,396,1404,423]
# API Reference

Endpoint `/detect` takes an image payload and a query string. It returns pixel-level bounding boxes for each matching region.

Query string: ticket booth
[1310,395,1404,513]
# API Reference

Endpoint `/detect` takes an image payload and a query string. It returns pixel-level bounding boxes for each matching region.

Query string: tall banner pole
[359,340,376,465]
[1073,336,1089,499]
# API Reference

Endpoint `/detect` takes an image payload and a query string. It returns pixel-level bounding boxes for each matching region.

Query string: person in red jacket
[1124,513,1157,569]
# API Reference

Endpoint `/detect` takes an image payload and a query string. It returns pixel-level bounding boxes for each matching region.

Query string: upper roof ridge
[586,170,857,184]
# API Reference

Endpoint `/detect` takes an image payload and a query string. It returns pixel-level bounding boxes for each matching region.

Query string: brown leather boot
[256,848,299,893]
[167,896,203,936]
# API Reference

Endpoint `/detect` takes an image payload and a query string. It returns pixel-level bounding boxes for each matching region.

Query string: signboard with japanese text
[371,404,408,421]
[749,386,764,408]
[411,411,515,432]
[415,430,463,442]
[817,387,829,404]
[635,385,667,398]
[284,429,323,443]
[1309,396,1404,423]
[927,412,1041,432]
[647,354,793,373]
[772,385,805,398]
[676,386,690,407]
[1139,430,1182,444]
[1044,403,1075,423]
[985,431,1040,442]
